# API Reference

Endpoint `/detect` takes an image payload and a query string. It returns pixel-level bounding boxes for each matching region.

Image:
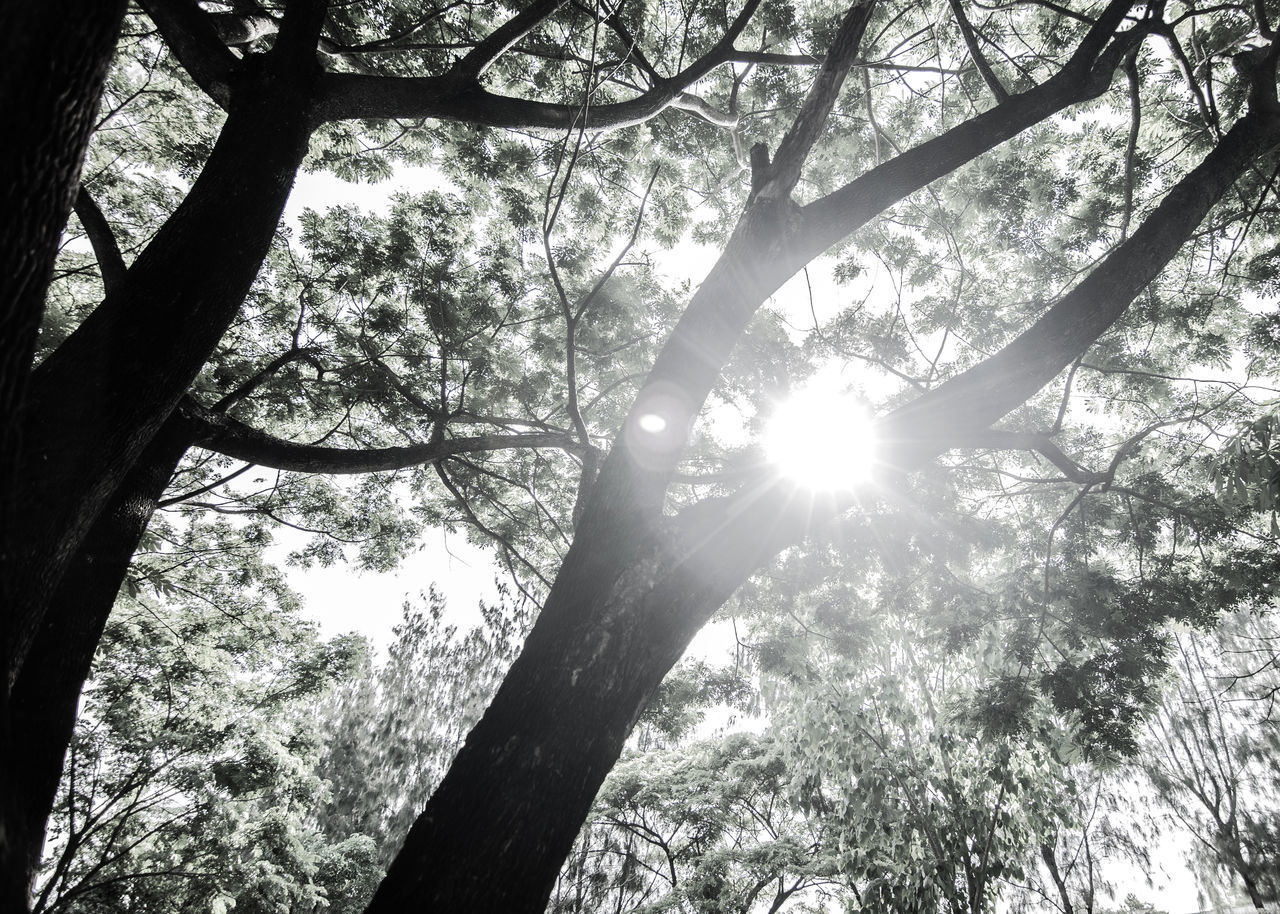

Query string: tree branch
[731,50,967,76]
[9,19,325,678]
[1120,47,1141,239]
[595,0,1149,524]
[450,0,571,85]
[760,0,878,200]
[878,106,1280,454]
[209,346,323,413]
[798,0,1147,259]
[73,187,127,295]
[948,429,1105,483]
[945,0,1009,102]
[680,88,1280,595]
[181,398,584,473]
[136,0,237,108]
[316,0,763,125]
[669,92,738,127]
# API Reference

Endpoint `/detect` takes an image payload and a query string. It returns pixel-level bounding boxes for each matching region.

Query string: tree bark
[0,5,127,912]
[0,0,126,535]
[3,6,324,901]
[5,423,191,911]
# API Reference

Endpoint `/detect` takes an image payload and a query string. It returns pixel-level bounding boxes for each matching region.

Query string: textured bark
[0,0,126,504]
[0,5,127,911]
[366,511,698,913]
[6,423,191,910]
[136,0,237,107]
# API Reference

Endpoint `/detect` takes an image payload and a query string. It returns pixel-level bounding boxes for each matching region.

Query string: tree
[758,605,1089,914]
[313,587,534,867]
[1142,618,1280,909]
[8,0,1280,910]
[33,543,370,914]
[551,731,849,914]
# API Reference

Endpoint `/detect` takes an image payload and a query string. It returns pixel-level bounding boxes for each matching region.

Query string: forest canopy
[4,0,1280,911]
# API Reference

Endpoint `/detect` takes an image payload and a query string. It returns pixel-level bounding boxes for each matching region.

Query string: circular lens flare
[764,383,876,490]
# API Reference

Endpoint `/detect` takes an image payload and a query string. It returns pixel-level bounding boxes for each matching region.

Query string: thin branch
[74,187,128,294]
[210,346,322,414]
[730,50,967,76]
[1120,48,1141,240]
[155,462,256,507]
[450,0,571,85]
[945,0,1009,101]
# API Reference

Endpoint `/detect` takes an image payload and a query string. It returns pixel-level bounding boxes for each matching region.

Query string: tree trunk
[3,5,325,904]
[366,508,727,912]
[0,6,127,912]
[5,422,191,911]
[0,0,126,538]
[7,49,320,688]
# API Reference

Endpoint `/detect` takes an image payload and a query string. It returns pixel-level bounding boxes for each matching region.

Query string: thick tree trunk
[0,6,127,912]
[6,423,190,912]
[7,50,320,687]
[366,509,724,912]
[0,0,126,537]
[3,5,324,904]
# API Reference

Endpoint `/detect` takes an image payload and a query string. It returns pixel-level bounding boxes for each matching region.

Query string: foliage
[551,730,850,914]
[311,585,535,864]
[1140,615,1280,908]
[35,576,370,914]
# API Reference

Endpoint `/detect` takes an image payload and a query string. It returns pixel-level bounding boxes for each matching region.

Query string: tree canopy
[6,0,1280,910]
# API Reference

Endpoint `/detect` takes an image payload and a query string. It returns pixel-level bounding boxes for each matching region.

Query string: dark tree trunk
[0,0,126,544]
[7,46,320,688]
[2,4,326,906]
[6,423,191,911]
[0,6,127,912]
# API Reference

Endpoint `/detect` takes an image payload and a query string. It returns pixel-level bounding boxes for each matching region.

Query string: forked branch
[316,0,763,126]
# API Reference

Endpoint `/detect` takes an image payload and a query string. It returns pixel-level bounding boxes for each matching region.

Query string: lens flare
[637,413,668,434]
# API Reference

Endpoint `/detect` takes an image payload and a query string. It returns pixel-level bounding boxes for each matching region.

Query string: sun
[763,379,878,491]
